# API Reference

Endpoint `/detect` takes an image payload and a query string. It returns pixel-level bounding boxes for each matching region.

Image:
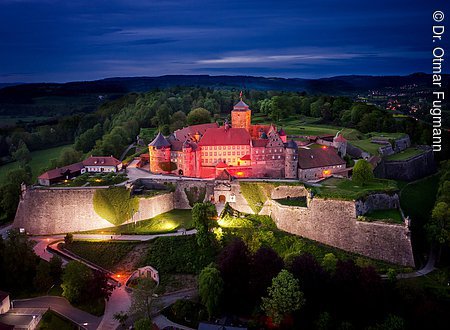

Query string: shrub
[93,186,139,225]
[184,186,206,207]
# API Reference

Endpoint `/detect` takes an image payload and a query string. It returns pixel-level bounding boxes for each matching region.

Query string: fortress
[147,97,348,179]
[13,179,415,267]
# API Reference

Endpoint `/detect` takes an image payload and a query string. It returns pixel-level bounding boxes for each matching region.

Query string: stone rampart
[374,147,436,181]
[355,193,399,216]
[270,199,414,266]
[13,187,174,235]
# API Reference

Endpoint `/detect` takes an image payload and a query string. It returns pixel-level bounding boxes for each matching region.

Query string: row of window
[202,145,249,150]
[203,151,246,157]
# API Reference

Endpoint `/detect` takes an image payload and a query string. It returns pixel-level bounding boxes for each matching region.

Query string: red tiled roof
[248,125,272,139]
[216,169,232,180]
[83,156,121,166]
[334,134,347,142]
[216,161,228,168]
[174,123,218,141]
[240,154,251,161]
[38,162,84,180]
[298,148,346,169]
[252,139,268,147]
[198,127,251,146]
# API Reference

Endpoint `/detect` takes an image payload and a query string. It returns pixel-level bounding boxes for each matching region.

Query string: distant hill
[0,73,444,116]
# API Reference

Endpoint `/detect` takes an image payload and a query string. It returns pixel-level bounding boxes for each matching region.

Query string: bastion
[13,180,415,267]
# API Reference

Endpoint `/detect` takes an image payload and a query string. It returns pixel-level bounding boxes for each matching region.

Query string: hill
[0,73,443,116]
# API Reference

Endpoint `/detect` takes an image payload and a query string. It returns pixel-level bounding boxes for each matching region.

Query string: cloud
[196,52,365,65]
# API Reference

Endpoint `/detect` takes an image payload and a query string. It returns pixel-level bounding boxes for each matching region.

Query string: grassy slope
[310,177,398,200]
[64,241,139,271]
[81,209,193,235]
[385,147,425,161]
[0,144,72,184]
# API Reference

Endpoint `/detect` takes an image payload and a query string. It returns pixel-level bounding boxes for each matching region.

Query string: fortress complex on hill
[148,97,349,180]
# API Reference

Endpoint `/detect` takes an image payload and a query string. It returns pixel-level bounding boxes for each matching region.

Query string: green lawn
[82,209,193,235]
[63,240,139,271]
[310,177,398,200]
[363,209,404,224]
[0,144,72,184]
[38,311,78,330]
[385,148,425,161]
[348,139,382,155]
[53,172,128,187]
[275,197,307,207]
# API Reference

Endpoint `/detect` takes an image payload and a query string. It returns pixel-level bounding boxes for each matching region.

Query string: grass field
[364,209,403,224]
[64,240,139,271]
[309,177,398,200]
[38,311,77,330]
[82,209,193,235]
[0,144,72,184]
[275,197,307,207]
[385,147,425,161]
[348,139,382,155]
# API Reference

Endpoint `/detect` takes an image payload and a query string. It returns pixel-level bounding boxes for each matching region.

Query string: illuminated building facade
[148,98,346,180]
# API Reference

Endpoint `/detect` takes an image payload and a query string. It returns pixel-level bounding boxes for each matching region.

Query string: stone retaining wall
[13,187,174,235]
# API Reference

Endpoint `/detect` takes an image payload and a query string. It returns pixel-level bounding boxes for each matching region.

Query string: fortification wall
[13,187,175,235]
[374,147,436,181]
[355,193,399,216]
[270,199,414,266]
[270,185,307,199]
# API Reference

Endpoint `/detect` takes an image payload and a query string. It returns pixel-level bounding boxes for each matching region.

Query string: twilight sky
[0,0,445,82]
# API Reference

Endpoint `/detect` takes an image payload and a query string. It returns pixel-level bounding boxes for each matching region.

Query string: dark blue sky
[0,0,446,82]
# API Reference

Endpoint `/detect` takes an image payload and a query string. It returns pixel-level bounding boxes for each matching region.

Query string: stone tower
[333,133,347,157]
[148,132,171,173]
[285,140,298,179]
[231,96,251,132]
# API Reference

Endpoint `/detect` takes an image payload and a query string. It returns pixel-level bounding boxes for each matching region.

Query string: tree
[64,233,73,245]
[218,239,251,313]
[49,255,63,282]
[56,147,83,167]
[113,311,129,329]
[131,277,158,321]
[1,230,39,292]
[192,202,216,247]
[261,269,305,326]
[352,159,374,184]
[61,261,92,303]
[187,107,211,125]
[87,270,114,302]
[199,263,223,318]
[322,253,338,273]
[170,111,187,132]
[426,202,450,245]
[249,247,284,305]
[12,141,31,167]
[33,260,53,292]
[134,318,152,330]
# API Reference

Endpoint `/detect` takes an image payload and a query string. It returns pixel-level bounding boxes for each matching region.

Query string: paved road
[97,286,131,330]
[153,314,195,330]
[13,296,101,330]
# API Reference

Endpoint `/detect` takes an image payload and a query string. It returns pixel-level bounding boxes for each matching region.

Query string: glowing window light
[323,170,331,176]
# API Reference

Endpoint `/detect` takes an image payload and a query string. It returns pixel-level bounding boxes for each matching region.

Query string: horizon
[0,0,438,83]
[0,71,431,86]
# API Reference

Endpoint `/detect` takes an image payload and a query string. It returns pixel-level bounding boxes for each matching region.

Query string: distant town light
[322,146,327,149]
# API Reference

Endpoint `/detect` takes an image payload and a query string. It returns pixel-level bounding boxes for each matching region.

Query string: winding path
[28,229,198,330]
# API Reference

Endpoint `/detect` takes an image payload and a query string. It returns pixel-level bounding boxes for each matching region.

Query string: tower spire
[239,90,243,101]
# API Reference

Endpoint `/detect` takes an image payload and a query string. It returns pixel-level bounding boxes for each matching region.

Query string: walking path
[153,314,195,330]
[28,229,199,330]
